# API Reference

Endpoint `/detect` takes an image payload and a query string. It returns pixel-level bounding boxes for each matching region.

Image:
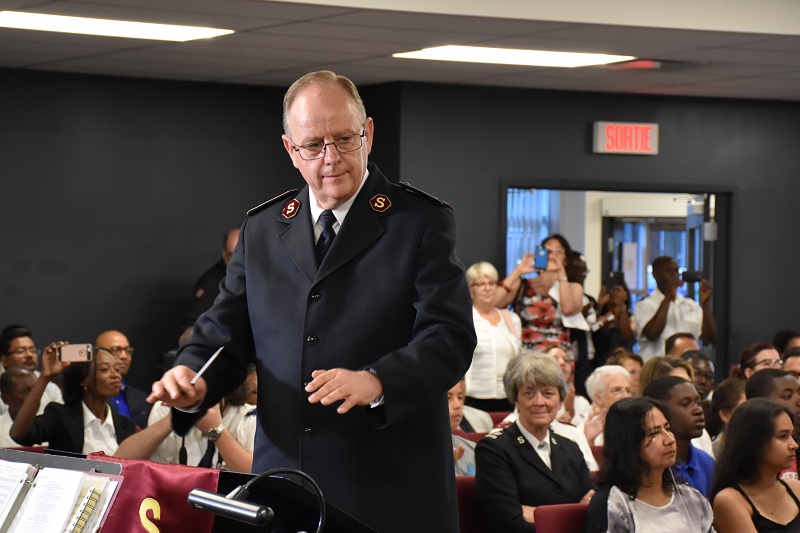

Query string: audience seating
[534,503,589,533]
[488,411,511,427]
[456,475,485,533]
[590,445,605,470]
[453,428,469,439]
[465,432,487,443]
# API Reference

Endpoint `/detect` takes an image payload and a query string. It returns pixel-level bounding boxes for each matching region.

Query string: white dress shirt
[81,402,119,455]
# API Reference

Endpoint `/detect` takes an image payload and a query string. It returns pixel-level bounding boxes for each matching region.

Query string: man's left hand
[306,369,383,414]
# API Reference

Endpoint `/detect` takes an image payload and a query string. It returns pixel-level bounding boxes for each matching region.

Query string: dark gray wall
[0,69,296,388]
[1,68,798,385]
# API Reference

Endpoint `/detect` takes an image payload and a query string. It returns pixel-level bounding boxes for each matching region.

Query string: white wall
[561,191,689,297]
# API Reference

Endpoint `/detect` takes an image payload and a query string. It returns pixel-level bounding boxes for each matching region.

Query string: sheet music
[11,468,85,533]
[0,460,35,530]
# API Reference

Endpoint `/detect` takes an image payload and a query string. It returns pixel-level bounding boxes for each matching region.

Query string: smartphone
[681,270,703,283]
[57,344,93,362]
[606,271,626,290]
[534,246,549,269]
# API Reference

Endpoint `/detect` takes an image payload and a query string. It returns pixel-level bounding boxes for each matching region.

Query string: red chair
[488,411,511,427]
[590,445,605,470]
[534,503,589,533]
[453,428,469,439]
[465,431,487,443]
[456,475,485,533]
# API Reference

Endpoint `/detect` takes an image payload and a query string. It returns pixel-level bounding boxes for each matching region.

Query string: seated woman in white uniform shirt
[465,262,522,412]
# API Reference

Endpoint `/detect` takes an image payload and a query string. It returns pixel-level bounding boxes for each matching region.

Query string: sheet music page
[0,460,36,527]
[11,468,85,533]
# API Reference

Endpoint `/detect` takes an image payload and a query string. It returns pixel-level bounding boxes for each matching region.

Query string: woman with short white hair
[580,365,632,445]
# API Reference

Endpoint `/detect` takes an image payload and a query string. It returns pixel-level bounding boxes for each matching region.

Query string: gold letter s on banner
[139,498,161,533]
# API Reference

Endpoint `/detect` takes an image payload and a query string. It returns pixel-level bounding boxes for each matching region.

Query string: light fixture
[0,11,234,41]
[393,45,635,68]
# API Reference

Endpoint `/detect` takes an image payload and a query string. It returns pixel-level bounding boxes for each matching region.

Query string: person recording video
[635,256,716,361]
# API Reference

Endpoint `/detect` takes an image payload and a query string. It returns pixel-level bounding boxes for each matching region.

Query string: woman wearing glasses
[465,262,522,412]
[737,343,782,379]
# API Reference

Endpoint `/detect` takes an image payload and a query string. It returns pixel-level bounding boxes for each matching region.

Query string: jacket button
[306,335,318,345]
[303,381,310,387]
[310,293,321,301]
[304,427,313,435]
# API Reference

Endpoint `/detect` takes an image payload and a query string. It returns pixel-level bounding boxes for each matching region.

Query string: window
[506,188,560,275]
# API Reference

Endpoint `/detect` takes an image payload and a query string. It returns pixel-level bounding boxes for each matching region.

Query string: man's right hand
[148,365,207,409]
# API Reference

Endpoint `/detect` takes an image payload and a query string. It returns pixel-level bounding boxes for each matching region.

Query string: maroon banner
[89,452,219,533]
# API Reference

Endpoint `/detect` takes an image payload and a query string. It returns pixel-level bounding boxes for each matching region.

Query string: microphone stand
[188,468,326,533]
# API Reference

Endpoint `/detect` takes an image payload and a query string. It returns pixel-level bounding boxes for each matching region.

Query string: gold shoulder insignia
[395,182,453,210]
[485,427,505,440]
[247,189,299,216]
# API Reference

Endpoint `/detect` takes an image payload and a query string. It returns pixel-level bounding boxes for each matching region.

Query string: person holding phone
[496,234,584,353]
[9,345,137,455]
[634,256,716,362]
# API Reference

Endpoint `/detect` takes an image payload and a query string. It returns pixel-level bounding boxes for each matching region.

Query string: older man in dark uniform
[149,71,476,532]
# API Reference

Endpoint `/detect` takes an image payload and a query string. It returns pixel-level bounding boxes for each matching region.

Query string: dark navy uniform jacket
[173,162,476,533]
[476,423,594,533]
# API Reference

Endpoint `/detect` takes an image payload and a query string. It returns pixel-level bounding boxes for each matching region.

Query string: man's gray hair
[504,350,568,404]
[283,70,366,137]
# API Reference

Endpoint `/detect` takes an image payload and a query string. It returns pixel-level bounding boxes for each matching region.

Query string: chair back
[456,475,484,533]
[533,503,589,533]
[590,445,605,470]
[488,411,511,427]
[465,432,487,443]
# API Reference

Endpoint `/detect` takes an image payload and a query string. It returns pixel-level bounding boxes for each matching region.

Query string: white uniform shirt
[148,401,257,469]
[635,288,703,361]
[81,402,119,455]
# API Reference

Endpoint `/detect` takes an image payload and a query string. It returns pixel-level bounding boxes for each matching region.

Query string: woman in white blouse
[465,262,522,412]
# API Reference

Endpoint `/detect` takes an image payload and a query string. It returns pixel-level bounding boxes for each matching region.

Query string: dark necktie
[198,440,216,468]
[316,210,337,265]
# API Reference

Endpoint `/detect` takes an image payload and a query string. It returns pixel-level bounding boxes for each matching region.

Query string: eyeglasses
[470,281,497,289]
[752,358,782,369]
[104,346,135,355]
[290,127,366,160]
[7,347,38,357]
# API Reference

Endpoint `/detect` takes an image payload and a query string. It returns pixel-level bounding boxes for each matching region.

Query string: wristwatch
[206,424,226,442]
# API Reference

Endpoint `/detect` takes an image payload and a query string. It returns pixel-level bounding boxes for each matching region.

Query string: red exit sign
[593,121,659,155]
